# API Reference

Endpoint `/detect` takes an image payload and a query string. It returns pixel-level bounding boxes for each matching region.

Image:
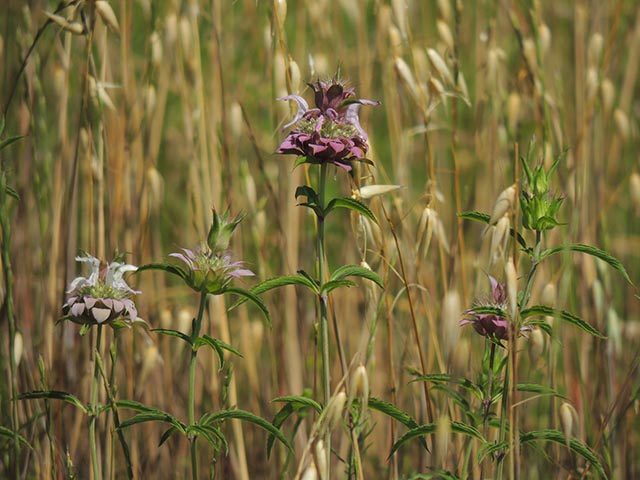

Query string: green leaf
[520,429,607,478]
[115,399,161,414]
[389,421,485,458]
[521,318,553,336]
[541,243,633,285]
[468,306,508,318]
[152,328,193,345]
[203,409,293,454]
[295,185,324,218]
[320,279,357,294]
[194,334,242,370]
[229,273,320,311]
[19,390,87,414]
[521,305,605,338]
[224,286,271,327]
[118,412,186,433]
[328,264,384,289]
[0,426,33,450]
[325,196,378,224]
[458,211,528,250]
[136,263,188,281]
[272,395,323,414]
[158,426,179,447]
[0,134,23,151]
[516,383,567,399]
[266,395,322,456]
[192,423,229,455]
[477,440,508,463]
[409,373,483,401]
[5,184,19,200]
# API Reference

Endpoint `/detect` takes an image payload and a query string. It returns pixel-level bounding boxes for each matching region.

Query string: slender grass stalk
[90,325,104,480]
[480,341,497,479]
[0,173,19,478]
[189,292,208,480]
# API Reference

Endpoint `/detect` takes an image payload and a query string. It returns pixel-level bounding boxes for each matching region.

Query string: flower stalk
[89,324,104,480]
[189,291,208,480]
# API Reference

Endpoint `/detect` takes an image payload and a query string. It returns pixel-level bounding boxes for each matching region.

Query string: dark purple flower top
[460,275,528,341]
[276,80,379,172]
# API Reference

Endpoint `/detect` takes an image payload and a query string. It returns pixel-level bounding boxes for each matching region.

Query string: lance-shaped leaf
[389,421,485,458]
[136,262,188,281]
[366,397,427,451]
[229,272,321,312]
[520,429,607,478]
[267,395,323,456]
[223,286,271,327]
[458,211,528,250]
[153,328,193,346]
[325,196,378,224]
[540,243,633,285]
[201,409,293,454]
[118,411,187,434]
[194,334,242,370]
[327,264,384,289]
[0,426,33,450]
[521,305,605,338]
[295,185,324,218]
[19,390,87,414]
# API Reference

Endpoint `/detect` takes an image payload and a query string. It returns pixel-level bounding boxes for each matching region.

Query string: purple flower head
[63,253,142,328]
[460,275,527,341]
[276,77,380,172]
[170,245,254,295]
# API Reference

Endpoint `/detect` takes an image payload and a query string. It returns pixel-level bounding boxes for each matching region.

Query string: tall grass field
[1,1,639,478]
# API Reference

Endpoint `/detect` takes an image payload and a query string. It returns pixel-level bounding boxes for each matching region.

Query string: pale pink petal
[92,308,112,324]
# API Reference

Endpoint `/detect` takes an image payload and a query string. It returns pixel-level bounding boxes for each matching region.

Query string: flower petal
[277,94,309,131]
[92,308,112,324]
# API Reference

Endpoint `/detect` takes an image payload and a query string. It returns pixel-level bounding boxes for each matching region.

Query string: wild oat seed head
[442,290,462,360]
[13,331,23,368]
[427,48,454,86]
[527,327,545,365]
[150,32,162,68]
[274,0,287,31]
[559,402,578,446]
[437,20,454,52]
[588,32,604,66]
[600,77,615,116]
[630,172,640,213]
[613,108,630,141]
[489,184,516,224]
[506,92,521,133]
[95,1,120,34]
[164,13,178,47]
[435,413,451,465]
[505,258,518,317]
[314,439,327,480]
[538,23,551,57]
[490,215,510,264]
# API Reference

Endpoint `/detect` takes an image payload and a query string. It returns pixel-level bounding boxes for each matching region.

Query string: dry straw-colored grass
[1,0,638,478]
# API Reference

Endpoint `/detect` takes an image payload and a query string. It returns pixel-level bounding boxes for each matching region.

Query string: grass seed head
[489,184,516,224]
[559,402,579,447]
[427,48,454,86]
[437,20,454,52]
[538,23,551,58]
[314,439,327,480]
[588,32,604,66]
[437,0,452,22]
[527,327,545,365]
[95,1,120,34]
[505,258,518,318]
[150,32,162,68]
[274,0,287,31]
[435,413,451,465]
[442,289,462,360]
[506,92,521,133]
[630,172,640,213]
[13,331,23,368]
[600,77,615,116]
[613,108,630,141]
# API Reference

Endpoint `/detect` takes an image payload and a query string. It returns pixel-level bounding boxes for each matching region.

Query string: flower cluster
[276,78,379,172]
[461,275,528,341]
[169,247,253,295]
[63,254,141,327]
[169,210,253,295]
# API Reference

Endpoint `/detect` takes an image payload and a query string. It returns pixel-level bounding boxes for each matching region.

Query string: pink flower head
[169,246,254,295]
[63,254,142,327]
[276,77,379,172]
[461,275,527,341]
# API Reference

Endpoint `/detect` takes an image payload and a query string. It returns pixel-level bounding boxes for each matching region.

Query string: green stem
[480,341,498,479]
[317,162,332,477]
[189,291,208,480]
[0,172,19,479]
[90,325,104,480]
[97,338,133,479]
